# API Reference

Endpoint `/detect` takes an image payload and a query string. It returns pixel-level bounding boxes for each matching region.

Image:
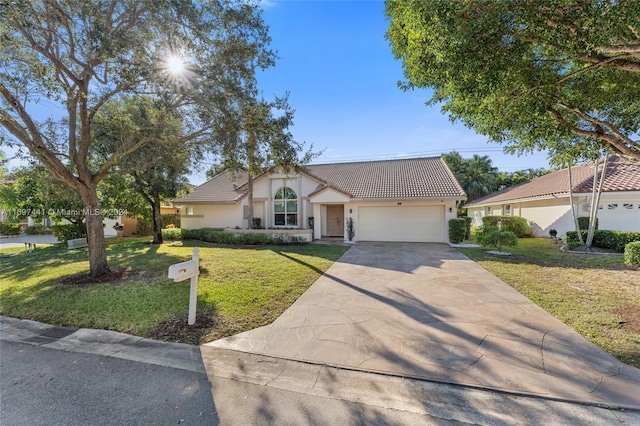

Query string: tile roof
[466,156,640,207]
[174,157,466,204]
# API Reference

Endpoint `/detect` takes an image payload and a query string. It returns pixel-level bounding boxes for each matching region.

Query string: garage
[358,205,444,242]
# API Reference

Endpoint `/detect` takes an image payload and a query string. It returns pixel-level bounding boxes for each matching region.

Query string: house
[465,156,640,238]
[172,157,467,243]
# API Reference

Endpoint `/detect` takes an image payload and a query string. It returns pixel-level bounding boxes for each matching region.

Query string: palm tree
[464,155,498,201]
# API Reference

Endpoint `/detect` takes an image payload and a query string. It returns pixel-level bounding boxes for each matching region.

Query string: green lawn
[0,238,347,343]
[457,237,640,369]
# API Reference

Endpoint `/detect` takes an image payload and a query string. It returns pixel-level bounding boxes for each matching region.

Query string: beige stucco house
[173,157,467,243]
[465,156,640,238]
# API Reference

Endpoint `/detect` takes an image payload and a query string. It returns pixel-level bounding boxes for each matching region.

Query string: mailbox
[168,260,198,282]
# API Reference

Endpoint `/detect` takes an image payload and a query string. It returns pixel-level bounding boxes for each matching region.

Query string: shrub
[481,216,531,237]
[624,241,640,266]
[477,229,518,252]
[252,218,263,229]
[161,227,182,240]
[566,230,640,252]
[26,224,48,235]
[577,216,598,230]
[51,223,87,244]
[448,218,467,244]
[161,214,181,229]
[0,222,21,236]
[135,219,153,236]
[177,228,306,245]
[346,217,355,241]
[464,216,472,240]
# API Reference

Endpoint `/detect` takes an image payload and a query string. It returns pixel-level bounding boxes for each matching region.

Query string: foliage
[477,230,518,252]
[0,1,274,276]
[26,224,49,235]
[0,222,20,235]
[51,223,87,244]
[442,151,550,202]
[463,216,472,240]
[180,228,307,246]
[161,228,182,241]
[386,1,640,162]
[567,230,640,253]
[481,216,531,238]
[577,216,598,231]
[252,217,263,229]
[448,218,467,244]
[624,242,640,266]
[346,217,355,241]
[162,214,181,229]
[135,219,153,237]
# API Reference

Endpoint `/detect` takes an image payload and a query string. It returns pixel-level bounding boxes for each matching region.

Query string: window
[274,187,298,227]
[485,206,492,215]
[505,204,511,216]
[185,206,194,215]
[607,203,618,210]
[623,203,633,210]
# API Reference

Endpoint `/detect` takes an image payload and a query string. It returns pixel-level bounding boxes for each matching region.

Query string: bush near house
[464,216,472,240]
[51,223,87,244]
[577,216,598,230]
[161,214,180,229]
[624,241,640,266]
[476,229,518,251]
[448,218,467,244]
[135,219,153,236]
[481,215,531,237]
[26,224,50,235]
[0,222,21,236]
[567,230,640,252]
[162,227,306,245]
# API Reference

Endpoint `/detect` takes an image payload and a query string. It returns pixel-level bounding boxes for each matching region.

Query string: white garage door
[358,205,444,242]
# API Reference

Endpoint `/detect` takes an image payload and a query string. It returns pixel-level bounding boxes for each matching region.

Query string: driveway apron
[205,242,640,408]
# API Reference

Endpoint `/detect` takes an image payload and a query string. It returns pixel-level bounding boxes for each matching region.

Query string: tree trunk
[77,184,110,277]
[567,162,584,245]
[247,173,254,228]
[586,155,608,248]
[151,193,163,244]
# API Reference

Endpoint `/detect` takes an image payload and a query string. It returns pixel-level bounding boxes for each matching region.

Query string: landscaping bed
[0,238,348,344]
[457,237,640,369]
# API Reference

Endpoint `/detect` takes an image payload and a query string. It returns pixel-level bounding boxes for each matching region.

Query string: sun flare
[166,55,185,74]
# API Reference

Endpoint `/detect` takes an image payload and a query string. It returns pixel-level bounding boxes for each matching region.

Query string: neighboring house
[465,156,640,238]
[173,157,467,243]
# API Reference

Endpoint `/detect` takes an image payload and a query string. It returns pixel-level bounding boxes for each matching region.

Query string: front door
[326,205,344,236]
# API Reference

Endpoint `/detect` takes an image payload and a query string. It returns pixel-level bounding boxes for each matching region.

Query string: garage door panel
[358,206,444,242]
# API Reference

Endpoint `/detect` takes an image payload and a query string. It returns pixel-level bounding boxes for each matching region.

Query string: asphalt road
[0,340,218,425]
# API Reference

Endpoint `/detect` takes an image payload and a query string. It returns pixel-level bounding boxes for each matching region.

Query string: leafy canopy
[386,0,640,163]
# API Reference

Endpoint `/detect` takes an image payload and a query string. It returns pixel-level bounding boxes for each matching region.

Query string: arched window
[274,187,298,227]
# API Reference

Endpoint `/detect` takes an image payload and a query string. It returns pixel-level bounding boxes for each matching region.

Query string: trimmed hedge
[162,227,307,245]
[161,214,180,229]
[464,216,472,240]
[448,218,467,244]
[26,224,50,235]
[624,241,640,266]
[135,219,153,236]
[481,216,532,238]
[0,222,21,236]
[566,230,640,253]
[51,223,87,244]
[577,216,598,230]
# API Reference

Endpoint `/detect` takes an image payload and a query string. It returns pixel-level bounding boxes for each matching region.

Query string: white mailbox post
[168,247,200,325]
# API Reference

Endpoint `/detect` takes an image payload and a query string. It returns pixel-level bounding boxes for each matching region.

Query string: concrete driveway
[205,242,640,408]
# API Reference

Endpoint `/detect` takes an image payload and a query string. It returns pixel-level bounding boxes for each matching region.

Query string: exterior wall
[180,204,242,229]
[468,192,640,239]
[582,193,640,232]
[519,199,573,237]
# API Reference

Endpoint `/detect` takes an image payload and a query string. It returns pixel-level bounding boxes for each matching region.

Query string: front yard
[0,238,347,344]
[457,237,640,369]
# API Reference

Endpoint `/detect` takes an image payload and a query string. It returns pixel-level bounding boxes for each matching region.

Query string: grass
[0,238,348,343]
[457,237,640,368]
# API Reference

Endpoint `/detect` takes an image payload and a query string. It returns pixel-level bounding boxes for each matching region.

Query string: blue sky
[212,0,550,186]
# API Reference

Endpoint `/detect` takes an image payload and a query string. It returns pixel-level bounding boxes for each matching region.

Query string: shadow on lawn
[458,245,633,272]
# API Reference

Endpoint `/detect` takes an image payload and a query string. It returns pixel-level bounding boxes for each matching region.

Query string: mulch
[61,268,155,285]
[146,313,221,345]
